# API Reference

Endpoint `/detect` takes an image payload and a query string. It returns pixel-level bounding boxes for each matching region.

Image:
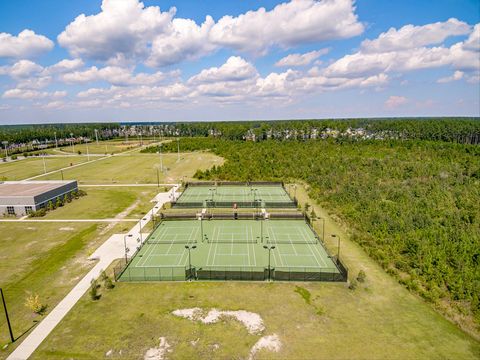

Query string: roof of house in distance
[0,181,77,197]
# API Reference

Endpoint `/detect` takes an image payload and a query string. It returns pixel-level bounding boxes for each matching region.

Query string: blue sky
[0,0,478,124]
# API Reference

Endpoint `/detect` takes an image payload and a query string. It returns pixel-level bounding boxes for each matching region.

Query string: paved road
[7,184,180,360]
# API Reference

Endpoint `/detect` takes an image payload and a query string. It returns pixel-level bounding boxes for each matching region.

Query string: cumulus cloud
[188,56,257,84]
[45,59,84,74]
[210,0,363,55]
[58,0,175,62]
[385,95,408,109]
[275,49,329,67]
[6,60,44,78]
[61,65,171,86]
[57,0,363,66]
[437,70,464,83]
[361,18,471,53]
[147,16,216,67]
[2,88,66,100]
[0,30,54,59]
[325,21,480,79]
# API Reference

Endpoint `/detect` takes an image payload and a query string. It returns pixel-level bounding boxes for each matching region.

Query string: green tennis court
[174,184,294,207]
[118,219,344,282]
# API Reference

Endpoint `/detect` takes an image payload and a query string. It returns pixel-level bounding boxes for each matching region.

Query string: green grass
[0,222,126,358]
[55,139,154,155]
[0,156,88,181]
[38,152,223,184]
[42,187,161,219]
[33,281,480,359]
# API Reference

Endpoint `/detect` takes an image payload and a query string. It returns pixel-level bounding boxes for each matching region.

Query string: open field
[38,152,223,184]
[33,281,480,359]
[0,221,129,357]
[0,156,89,181]
[55,139,156,155]
[41,186,160,220]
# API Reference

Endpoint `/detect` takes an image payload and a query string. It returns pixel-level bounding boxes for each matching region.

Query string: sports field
[118,219,341,282]
[174,184,294,207]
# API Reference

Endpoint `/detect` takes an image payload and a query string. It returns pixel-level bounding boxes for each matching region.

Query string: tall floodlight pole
[0,288,14,343]
[319,217,325,242]
[123,234,133,264]
[263,245,275,281]
[185,245,197,279]
[177,138,180,162]
[159,144,163,172]
[331,234,341,260]
[200,216,204,241]
[2,141,8,158]
[95,129,99,145]
[42,154,47,174]
[70,133,75,153]
[54,132,58,148]
[85,139,90,161]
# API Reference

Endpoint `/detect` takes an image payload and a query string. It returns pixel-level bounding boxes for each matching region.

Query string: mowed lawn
[0,156,89,181]
[0,222,126,357]
[56,139,154,155]
[33,281,480,360]
[42,186,161,219]
[38,152,223,184]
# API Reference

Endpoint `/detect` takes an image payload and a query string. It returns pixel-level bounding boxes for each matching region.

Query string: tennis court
[117,219,344,282]
[173,183,295,208]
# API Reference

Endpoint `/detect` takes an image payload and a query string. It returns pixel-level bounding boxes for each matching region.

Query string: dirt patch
[248,334,281,360]
[172,308,265,335]
[144,337,171,360]
[59,227,75,231]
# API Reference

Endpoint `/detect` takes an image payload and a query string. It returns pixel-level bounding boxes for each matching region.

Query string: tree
[25,293,47,315]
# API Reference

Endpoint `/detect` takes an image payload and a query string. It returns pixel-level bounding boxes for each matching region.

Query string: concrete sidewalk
[7,184,179,360]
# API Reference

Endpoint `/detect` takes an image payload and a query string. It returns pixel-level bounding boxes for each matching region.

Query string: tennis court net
[146,238,198,245]
[265,238,318,245]
[206,238,258,244]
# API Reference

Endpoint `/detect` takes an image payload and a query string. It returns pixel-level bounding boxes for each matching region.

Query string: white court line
[300,227,323,267]
[268,227,284,267]
[246,225,251,266]
[250,225,257,266]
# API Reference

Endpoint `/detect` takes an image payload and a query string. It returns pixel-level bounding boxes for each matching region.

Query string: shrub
[357,270,367,283]
[89,279,100,300]
[25,293,47,315]
[29,208,46,217]
[348,279,358,290]
[23,152,28,157]
[11,155,17,160]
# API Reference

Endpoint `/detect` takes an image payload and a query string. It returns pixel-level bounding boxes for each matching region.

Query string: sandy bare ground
[144,337,171,360]
[248,334,281,360]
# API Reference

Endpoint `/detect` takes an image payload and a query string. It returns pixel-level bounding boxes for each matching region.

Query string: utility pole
[85,139,90,161]
[1,288,14,343]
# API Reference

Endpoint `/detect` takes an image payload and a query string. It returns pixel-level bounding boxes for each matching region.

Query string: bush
[348,279,358,290]
[11,155,17,160]
[25,293,47,315]
[89,279,100,300]
[23,152,28,157]
[29,208,46,217]
[357,270,367,283]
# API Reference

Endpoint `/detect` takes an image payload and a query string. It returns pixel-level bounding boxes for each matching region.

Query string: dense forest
[1,118,479,144]
[143,137,480,327]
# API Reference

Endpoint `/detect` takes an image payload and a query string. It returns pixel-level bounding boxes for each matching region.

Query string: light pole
[123,234,133,264]
[263,245,275,281]
[200,217,204,242]
[70,133,75,153]
[159,143,163,172]
[85,139,90,161]
[319,217,325,242]
[42,154,47,174]
[331,234,340,260]
[2,141,8,158]
[54,132,58,148]
[185,245,197,279]
[0,288,14,343]
[177,138,180,162]
[94,129,99,145]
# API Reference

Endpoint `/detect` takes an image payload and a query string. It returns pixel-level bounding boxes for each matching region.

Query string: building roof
[0,181,77,198]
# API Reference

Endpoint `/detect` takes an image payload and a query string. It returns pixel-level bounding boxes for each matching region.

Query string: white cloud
[361,18,471,53]
[385,95,407,109]
[437,70,464,83]
[0,30,54,59]
[275,49,329,67]
[210,0,363,54]
[8,60,44,78]
[57,0,363,66]
[58,0,175,62]
[147,16,216,67]
[61,65,171,86]
[45,59,84,74]
[188,56,257,84]
[2,88,66,100]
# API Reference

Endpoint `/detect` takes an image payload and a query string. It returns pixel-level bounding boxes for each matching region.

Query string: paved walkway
[0,218,140,223]
[7,184,179,360]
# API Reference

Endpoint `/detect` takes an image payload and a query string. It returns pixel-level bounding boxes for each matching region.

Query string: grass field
[0,156,89,181]
[38,152,223,184]
[32,281,480,359]
[56,139,155,155]
[0,221,128,357]
[42,186,161,219]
